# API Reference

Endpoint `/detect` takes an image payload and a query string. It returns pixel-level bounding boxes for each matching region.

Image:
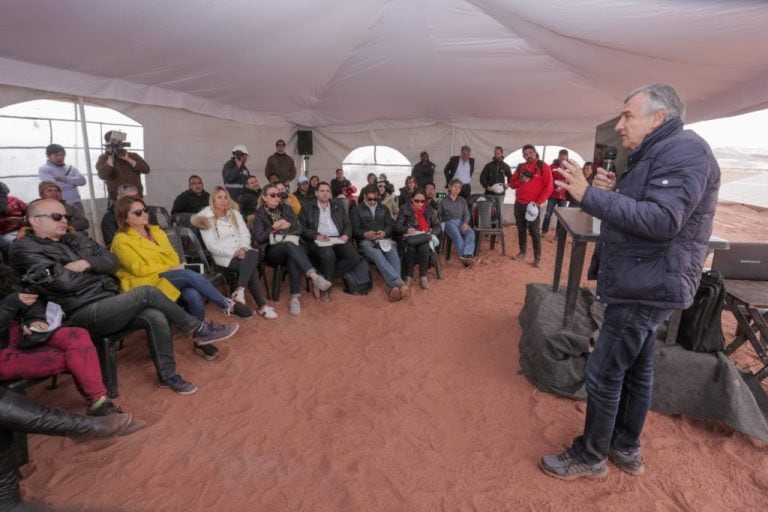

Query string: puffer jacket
[580,117,720,309]
[9,232,121,315]
[191,206,250,267]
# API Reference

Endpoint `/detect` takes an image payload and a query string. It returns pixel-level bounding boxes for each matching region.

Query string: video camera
[105,130,131,157]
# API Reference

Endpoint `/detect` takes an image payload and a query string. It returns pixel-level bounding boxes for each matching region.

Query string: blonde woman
[192,186,277,319]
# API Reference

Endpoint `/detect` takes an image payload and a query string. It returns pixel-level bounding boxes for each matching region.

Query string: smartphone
[184,263,204,274]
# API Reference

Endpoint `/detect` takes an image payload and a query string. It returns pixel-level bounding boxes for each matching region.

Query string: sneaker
[513,252,526,260]
[313,274,332,291]
[193,321,239,345]
[231,288,246,305]
[533,258,542,268]
[194,342,220,361]
[403,276,413,287]
[539,448,608,481]
[289,297,301,316]
[459,255,475,269]
[388,286,402,302]
[224,299,254,319]
[257,305,278,319]
[87,399,124,416]
[159,374,198,395]
[419,276,430,290]
[609,448,645,476]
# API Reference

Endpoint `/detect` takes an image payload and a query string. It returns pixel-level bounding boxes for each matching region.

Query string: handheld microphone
[603,146,618,174]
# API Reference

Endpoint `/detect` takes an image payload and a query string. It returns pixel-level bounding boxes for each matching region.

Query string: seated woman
[0,265,124,416]
[377,177,398,220]
[396,189,442,290]
[192,186,278,320]
[251,184,332,316]
[111,196,242,361]
[397,175,417,208]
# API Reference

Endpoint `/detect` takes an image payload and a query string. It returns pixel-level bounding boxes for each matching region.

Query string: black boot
[0,389,143,440]
[0,448,21,512]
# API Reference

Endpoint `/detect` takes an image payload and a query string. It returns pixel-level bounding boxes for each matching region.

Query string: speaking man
[539,83,720,480]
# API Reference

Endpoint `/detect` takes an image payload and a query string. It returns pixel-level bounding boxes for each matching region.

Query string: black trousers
[513,201,542,259]
[308,241,361,280]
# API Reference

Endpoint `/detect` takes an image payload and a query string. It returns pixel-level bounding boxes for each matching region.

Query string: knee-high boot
[0,389,143,440]
[0,446,21,511]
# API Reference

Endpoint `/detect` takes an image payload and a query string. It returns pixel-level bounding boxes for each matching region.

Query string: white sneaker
[258,305,278,319]
[231,288,246,305]
[289,298,301,316]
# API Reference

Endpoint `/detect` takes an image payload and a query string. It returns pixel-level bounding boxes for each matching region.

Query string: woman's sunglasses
[131,208,149,217]
[412,199,425,204]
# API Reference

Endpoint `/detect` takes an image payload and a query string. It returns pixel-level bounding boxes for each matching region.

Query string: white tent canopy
[2,0,768,206]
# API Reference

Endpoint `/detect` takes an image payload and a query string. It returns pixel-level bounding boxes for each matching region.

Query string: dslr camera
[521,170,533,179]
[105,130,131,157]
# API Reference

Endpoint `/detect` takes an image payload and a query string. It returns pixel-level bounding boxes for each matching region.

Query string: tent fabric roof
[2,0,768,131]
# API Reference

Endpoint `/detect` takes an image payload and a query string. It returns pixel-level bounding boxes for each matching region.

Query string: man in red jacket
[542,149,570,234]
[508,144,553,267]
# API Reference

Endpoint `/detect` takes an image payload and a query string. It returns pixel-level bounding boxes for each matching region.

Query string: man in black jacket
[443,145,475,201]
[10,199,236,395]
[299,182,362,297]
[238,175,262,225]
[222,144,251,201]
[411,151,436,188]
[171,175,210,214]
[351,185,406,301]
[479,146,511,195]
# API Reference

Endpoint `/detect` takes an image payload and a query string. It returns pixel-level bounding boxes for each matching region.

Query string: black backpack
[676,270,726,352]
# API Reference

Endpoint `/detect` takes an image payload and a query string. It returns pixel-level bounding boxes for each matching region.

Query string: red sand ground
[17,201,768,511]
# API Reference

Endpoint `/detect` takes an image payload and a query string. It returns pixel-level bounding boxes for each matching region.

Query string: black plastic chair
[147,205,172,228]
[164,226,229,295]
[472,195,506,256]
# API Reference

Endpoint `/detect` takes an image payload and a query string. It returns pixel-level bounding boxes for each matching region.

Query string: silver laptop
[712,243,768,281]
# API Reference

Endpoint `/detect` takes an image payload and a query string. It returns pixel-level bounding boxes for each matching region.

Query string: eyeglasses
[131,208,149,217]
[365,196,378,202]
[412,199,425,204]
[265,193,281,198]
[33,213,71,222]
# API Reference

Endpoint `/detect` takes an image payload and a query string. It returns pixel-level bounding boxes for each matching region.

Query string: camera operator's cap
[297,176,309,184]
[525,202,539,222]
[232,144,249,155]
[39,180,61,194]
[45,143,65,156]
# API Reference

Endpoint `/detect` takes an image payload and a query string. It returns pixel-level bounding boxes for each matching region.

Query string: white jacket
[191,206,251,267]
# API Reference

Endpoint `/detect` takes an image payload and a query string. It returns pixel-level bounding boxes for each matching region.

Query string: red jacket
[0,196,27,235]
[549,163,568,201]
[509,160,553,205]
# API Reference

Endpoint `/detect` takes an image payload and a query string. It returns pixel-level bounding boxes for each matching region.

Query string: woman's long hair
[115,196,147,233]
[209,186,239,213]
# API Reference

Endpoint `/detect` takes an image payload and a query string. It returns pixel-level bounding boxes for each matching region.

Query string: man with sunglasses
[264,139,296,185]
[351,185,407,301]
[38,180,89,232]
[9,199,234,396]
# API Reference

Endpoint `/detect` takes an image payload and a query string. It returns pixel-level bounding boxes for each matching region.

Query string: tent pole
[450,126,455,155]
[77,97,103,245]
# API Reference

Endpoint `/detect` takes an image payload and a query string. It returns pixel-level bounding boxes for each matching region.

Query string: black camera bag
[676,270,726,353]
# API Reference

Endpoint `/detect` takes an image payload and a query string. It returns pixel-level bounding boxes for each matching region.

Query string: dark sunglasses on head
[131,208,149,217]
[33,212,71,222]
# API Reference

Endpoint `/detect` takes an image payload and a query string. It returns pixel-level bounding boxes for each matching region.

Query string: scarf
[413,203,430,232]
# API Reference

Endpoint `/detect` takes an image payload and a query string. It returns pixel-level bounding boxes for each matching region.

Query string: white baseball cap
[525,202,539,222]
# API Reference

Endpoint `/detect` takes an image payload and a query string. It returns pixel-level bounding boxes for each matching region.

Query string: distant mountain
[712,146,768,171]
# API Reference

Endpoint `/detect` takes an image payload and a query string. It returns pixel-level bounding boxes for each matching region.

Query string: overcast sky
[688,108,768,150]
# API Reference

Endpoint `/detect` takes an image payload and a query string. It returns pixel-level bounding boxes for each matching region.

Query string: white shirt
[455,158,471,185]
[317,203,340,237]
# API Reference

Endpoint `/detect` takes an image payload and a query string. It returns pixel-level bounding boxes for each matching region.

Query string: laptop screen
[712,243,768,281]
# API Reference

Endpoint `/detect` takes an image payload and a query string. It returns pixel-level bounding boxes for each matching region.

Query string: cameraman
[222,144,252,201]
[509,144,553,268]
[96,131,150,203]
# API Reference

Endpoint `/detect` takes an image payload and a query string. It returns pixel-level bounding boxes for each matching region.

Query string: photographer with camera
[509,144,553,268]
[222,144,252,201]
[96,130,150,202]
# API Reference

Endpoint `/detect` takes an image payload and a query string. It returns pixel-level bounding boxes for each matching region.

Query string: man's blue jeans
[572,302,672,464]
[359,239,403,289]
[161,269,229,321]
[542,198,567,233]
[443,218,475,257]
